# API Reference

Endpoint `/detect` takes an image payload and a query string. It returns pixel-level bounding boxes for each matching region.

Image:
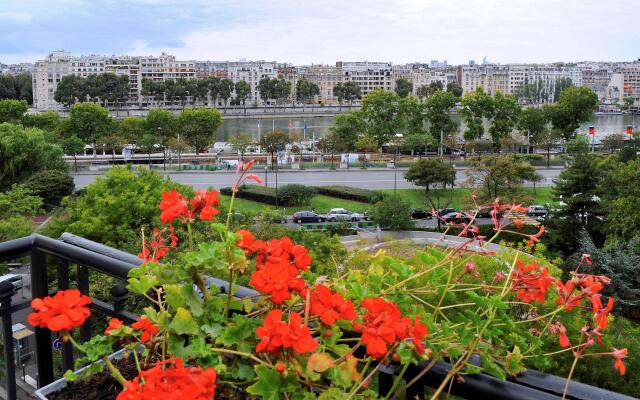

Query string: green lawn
[221,187,556,216]
[380,187,556,209]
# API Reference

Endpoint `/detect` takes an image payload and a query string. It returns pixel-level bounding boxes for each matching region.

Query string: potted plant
[29,162,629,399]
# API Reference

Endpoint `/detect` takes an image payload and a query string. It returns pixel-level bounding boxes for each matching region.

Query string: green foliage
[21,111,61,132]
[600,157,640,242]
[360,89,401,147]
[0,216,35,242]
[460,87,493,141]
[315,186,379,203]
[404,158,456,192]
[296,80,320,103]
[54,73,130,108]
[394,78,413,98]
[24,170,75,207]
[0,123,68,191]
[465,155,539,201]
[446,81,463,98]
[0,73,32,104]
[330,112,365,152]
[0,184,42,217]
[178,107,222,154]
[545,86,598,141]
[145,108,178,146]
[276,184,317,206]
[43,167,193,252]
[116,116,146,142]
[425,90,457,138]
[333,81,361,105]
[221,185,277,205]
[67,103,114,144]
[0,99,28,123]
[228,132,255,159]
[487,92,521,145]
[234,80,251,105]
[370,194,414,230]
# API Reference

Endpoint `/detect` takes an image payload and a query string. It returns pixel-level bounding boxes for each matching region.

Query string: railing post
[57,260,74,372]
[77,265,91,342]
[31,248,54,387]
[0,281,17,400]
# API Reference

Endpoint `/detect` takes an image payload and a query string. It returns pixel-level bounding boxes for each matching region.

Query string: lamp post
[393,133,403,194]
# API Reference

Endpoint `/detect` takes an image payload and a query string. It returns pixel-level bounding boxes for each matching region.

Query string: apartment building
[69,54,105,78]
[299,64,343,104]
[32,50,72,109]
[459,65,510,96]
[195,61,229,78]
[0,62,34,75]
[227,60,277,104]
[104,56,141,103]
[338,61,393,97]
[621,65,640,107]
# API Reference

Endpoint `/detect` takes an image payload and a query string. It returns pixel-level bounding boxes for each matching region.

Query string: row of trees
[0,73,32,104]
[512,77,573,105]
[55,73,131,108]
[141,76,241,107]
[394,79,464,100]
[257,77,292,106]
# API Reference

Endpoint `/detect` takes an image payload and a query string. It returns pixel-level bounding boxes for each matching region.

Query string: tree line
[0,73,32,104]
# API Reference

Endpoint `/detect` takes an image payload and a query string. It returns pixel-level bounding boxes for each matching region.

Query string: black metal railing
[0,233,636,400]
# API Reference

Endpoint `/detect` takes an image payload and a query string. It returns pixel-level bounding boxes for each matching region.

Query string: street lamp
[393,133,403,194]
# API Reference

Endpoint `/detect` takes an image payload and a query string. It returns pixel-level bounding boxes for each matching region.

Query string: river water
[215,113,640,142]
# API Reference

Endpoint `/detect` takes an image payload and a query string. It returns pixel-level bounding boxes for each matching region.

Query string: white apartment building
[104,56,141,103]
[70,55,105,78]
[196,61,229,78]
[507,65,582,102]
[621,65,640,107]
[32,51,72,110]
[227,60,277,104]
[0,62,34,75]
[298,64,342,104]
[338,61,393,97]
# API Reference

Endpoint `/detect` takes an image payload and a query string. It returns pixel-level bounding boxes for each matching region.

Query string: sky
[0,0,638,65]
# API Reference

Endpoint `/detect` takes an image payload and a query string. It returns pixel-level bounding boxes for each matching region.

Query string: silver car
[326,208,366,222]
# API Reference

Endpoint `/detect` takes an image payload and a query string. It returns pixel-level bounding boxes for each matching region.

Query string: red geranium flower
[310,284,357,326]
[159,189,189,224]
[612,348,628,376]
[511,260,555,303]
[27,289,91,332]
[116,357,216,400]
[190,190,220,221]
[138,227,178,263]
[354,298,403,359]
[131,316,158,343]
[256,309,317,354]
[159,189,220,224]
[591,295,614,330]
[526,225,545,246]
[105,318,123,335]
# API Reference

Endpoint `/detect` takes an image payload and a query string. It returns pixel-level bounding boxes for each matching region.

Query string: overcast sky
[1,0,638,65]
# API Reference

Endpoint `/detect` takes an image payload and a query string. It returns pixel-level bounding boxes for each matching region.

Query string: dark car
[292,211,326,224]
[437,208,458,216]
[442,212,471,224]
[411,208,432,219]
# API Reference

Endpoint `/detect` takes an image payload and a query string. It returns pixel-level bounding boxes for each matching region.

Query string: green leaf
[481,355,506,381]
[505,346,527,376]
[231,361,255,381]
[247,365,301,400]
[169,307,198,335]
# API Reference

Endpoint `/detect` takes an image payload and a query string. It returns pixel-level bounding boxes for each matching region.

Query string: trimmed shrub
[316,185,383,204]
[220,185,277,205]
[370,195,414,230]
[24,170,75,207]
[276,184,316,206]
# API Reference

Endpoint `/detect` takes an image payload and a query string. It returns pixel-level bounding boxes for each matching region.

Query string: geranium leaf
[169,307,198,335]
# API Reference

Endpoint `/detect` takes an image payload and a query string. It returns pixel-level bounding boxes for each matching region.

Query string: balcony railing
[0,233,635,400]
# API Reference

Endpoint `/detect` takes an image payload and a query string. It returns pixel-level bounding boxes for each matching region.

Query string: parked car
[441,212,471,224]
[527,205,548,217]
[0,274,23,290]
[411,208,432,219]
[437,208,458,216]
[326,208,366,222]
[292,211,326,224]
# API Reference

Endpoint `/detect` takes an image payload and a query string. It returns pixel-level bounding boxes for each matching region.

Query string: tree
[545,152,606,256]
[296,80,320,104]
[600,133,627,153]
[138,134,158,165]
[465,155,537,200]
[553,77,573,102]
[487,92,521,145]
[416,85,429,100]
[61,135,85,172]
[418,81,445,99]
[459,87,493,141]
[22,111,61,132]
[68,103,114,148]
[600,157,640,243]
[531,128,562,167]
[234,80,251,107]
[405,159,456,193]
[355,134,378,167]
[517,107,549,151]
[218,78,234,106]
[146,108,178,168]
[273,79,292,105]
[330,112,365,154]
[0,99,28,123]
[177,108,222,155]
[0,73,32,103]
[228,132,254,160]
[621,96,635,112]
[402,133,434,157]
[117,116,146,142]
[0,124,68,191]
[394,78,413,98]
[360,89,401,147]
[333,82,361,107]
[545,86,598,141]
[425,91,457,142]
[258,78,276,107]
[55,75,85,107]
[446,81,463,98]
[260,130,290,168]
[24,170,75,207]
[97,134,128,163]
[370,195,414,230]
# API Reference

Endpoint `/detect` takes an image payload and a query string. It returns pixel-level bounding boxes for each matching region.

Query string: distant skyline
[1,0,638,65]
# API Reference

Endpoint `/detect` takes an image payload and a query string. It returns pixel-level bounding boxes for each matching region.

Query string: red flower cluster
[353,298,428,359]
[239,231,312,304]
[526,225,545,247]
[256,309,318,354]
[28,289,92,332]
[231,159,263,192]
[138,227,178,263]
[310,285,357,325]
[132,316,159,343]
[591,295,614,330]
[555,274,609,311]
[511,260,555,303]
[105,318,123,335]
[159,189,219,224]
[116,357,216,400]
[613,348,627,376]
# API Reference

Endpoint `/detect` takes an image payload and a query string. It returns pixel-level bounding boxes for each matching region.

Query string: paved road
[73,168,562,190]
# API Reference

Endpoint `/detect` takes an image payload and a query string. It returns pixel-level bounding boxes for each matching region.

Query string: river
[215,113,640,142]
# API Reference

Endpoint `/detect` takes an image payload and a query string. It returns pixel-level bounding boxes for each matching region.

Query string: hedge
[316,185,384,204]
[220,184,315,206]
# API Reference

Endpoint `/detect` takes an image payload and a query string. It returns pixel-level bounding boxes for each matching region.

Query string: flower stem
[210,348,271,367]
[226,190,237,229]
[562,354,580,400]
[103,356,127,387]
[187,222,194,251]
